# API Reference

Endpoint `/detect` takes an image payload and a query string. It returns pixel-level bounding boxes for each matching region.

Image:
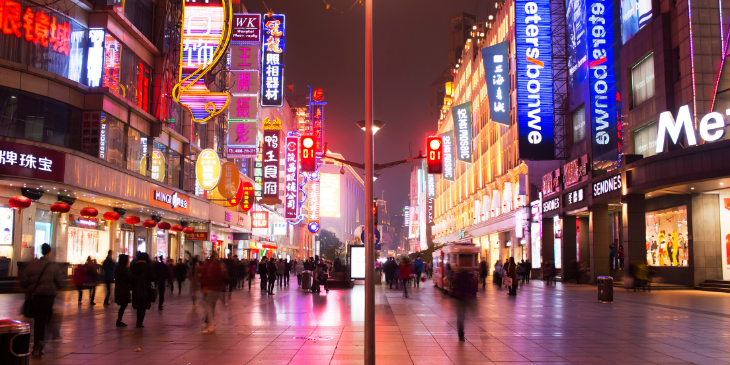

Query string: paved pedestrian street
[3,280,730,364]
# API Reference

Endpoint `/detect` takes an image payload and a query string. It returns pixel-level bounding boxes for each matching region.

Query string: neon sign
[284,135,300,220]
[452,101,472,163]
[262,118,281,202]
[308,178,320,233]
[260,14,285,107]
[173,0,232,123]
[0,1,71,54]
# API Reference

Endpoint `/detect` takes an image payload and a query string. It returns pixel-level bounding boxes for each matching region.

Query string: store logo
[593,175,621,197]
[154,190,188,210]
[524,1,546,144]
[543,197,560,213]
[656,105,726,153]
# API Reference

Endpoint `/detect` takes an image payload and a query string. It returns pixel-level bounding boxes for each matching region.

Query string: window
[101,115,125,168]
[645,206,688,267]
[126,127,149,176]
[631,53,655,106]
[572,105,585,142]
[633,122,657,157]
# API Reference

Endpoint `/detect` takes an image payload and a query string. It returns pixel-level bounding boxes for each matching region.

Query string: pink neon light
[688,0,698,126]
[709,27,730,113]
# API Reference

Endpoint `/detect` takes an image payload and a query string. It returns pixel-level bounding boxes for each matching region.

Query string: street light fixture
[356,119,386,134]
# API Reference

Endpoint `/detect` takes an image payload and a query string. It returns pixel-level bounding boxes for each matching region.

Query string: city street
[3,280,730,364]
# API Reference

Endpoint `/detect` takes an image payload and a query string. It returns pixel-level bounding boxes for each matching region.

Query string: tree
[320,229,346,261]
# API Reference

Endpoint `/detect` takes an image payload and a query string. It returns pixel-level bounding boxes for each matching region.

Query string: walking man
[21,244,63,357]
[102,250,116,305]
[152,256,169,310]
[200,251,227,333]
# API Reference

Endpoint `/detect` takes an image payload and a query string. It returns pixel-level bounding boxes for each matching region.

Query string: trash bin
[597,276,613,303]
[302,271,311,290]
[0,319,30,365]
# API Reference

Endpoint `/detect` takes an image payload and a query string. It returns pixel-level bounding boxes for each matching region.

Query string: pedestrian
[452,268,477,342]
[189,256,201,309]
[102,250,116,306]
[114,254,131,327]
[394,260,401,290]
[295,259,304,287]
[266,258,278,295]
[153,255,169,310]
[618,245,625,270]
[72,263,86,304]
[167,258,175,294]
[479,259,488,289]
[200,251,227,333]
[413,255,424,288]
[222,253,237,300]
[130,252,157,328]
[247,259,257,290]
[258,257,269,291]
[508,257,518,296]
[174,259,187,294]
[237,259,248,289]
[399,257,412,298]
[609,243,616,270]
[319,258,330,293]
[276,258,286,287]
[85,256,99,305]
[21,244,63,357]
[384,257,395,289]
[525,259,532,283]
[493,260,503,287]
[284,258,291,287]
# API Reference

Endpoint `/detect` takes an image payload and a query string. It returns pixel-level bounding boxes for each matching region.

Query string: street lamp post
[364,0,375,364]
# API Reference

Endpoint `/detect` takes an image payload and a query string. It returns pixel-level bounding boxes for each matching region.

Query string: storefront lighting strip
[688,0,699,128]
[709,27,730,113]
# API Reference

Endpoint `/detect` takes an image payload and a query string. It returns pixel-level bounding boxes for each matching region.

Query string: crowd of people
[381,255,429,298]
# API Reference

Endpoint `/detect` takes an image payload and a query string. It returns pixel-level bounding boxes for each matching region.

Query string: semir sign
[655,105,726,153]
[592,174,621,197]
[542,196,560,214]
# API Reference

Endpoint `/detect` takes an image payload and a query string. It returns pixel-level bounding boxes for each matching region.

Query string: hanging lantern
[158,222,171,231]
[50,201,71,214]
[103,211,120,222]
[125,215,141,225]
[8,196,31,209]
[171,225,183,232]
[182,227,194,234]
[80,207,99,219]
[141,220,156,228]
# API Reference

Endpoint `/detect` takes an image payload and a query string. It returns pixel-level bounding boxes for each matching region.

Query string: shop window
[34,209,53,259]
[572,104,585,143]
[101,115,125,168]
[645,206,688,267]
[633,121,657,157]
[126,127,149,177]
[154,141,183,189]
[631,53,655,107]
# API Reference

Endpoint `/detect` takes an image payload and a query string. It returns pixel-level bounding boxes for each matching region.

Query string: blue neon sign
[587,0,619,163]
[516,0,555,159]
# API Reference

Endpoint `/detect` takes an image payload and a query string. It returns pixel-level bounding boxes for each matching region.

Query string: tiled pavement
[3,277,730,364]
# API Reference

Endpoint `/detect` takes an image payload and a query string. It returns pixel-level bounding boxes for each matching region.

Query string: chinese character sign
[262,129,280,199]
[438,130,455,181]
[308,178,320,230]
[0,141,65,182]
[195,149,221,190]
[150,150,166,182]
[482,41,510,125]
[173,0,232,123]
[451,101,473,163]
[228,119,258,154]
[240,181,254,211]
[284,136,299,219]
[217,161,240,199]
[81,112,101,154]
[312,103,325,154]
[260,14,285,107]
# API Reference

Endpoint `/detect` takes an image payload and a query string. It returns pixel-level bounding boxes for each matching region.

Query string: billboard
[566,0,588,91]
[439,130,455,181]
[227,119,257,158]
[516,0,555,159]
[621,0,652,44]
[284,135,300,219]
[261,14,285,107]
[588,0,619,163]
[482,41,511,125]
[320,173,340,217]
[451,101,473,163]
[350,245,365,279]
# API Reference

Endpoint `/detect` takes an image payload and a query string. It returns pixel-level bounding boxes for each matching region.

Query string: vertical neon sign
[260,14,285,107]
[173,0,232,123]
[284,135,300,219]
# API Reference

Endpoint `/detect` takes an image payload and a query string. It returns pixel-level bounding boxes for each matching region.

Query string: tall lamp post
[364,0,375,363]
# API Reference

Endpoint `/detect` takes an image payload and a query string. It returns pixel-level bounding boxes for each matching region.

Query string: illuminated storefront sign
[284,135,300,219]
[426,173,436,198]
[232,13,260,42]
[252,211,269,228]
[563,154,589,188]
[542,196,560,214]
[308,178,320,233]
[482,41,511,125]
[404,206,410,227]
[451,101,472,163]
[217,161,240,199]
[542,169,561,196]
[427,198,434,225]
[87,29,104,87]
[592,174,621,197]
[564,187,585,206]
[229,15,260,150]
[0,0,72,54]
[516,0,555,159]
[438,130,455,181]
[320,173,340,218]
[566,0,588,91]
[312,103,325,154]
[150,186,190,215]
[587,0,619,163]
[195,149,221,190]
[655,105,726,153]
[0,141,65,182]
[150,150,166,182]
[173,0,232,123]
[273,222,286,235]
[262,118,281,202]
[241,181,254,211]
[227,119,258,158]
[81,111,102,154]
[260,13,285,107]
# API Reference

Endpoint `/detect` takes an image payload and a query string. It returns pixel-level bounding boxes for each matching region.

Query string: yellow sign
[217,162,240,199]
[196,149,221,190]
[150,150,166,182]
[262,117,282,130]
[320,173,340,217]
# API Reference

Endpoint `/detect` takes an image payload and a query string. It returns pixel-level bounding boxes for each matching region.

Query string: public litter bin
[302,271,311,290]
[0,319,30,365]
[597,276,613,302]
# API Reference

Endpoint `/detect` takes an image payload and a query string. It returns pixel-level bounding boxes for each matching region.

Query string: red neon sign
[2,1,71,55]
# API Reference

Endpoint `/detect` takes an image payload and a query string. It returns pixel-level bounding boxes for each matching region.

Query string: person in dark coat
[152,256,169,310]
[102,250,116,306]
[130,253,157,328]
[174,260,187,294]
[85,256,100,305]
[266,258,278,295]
[258,257,269,291]
[248,259,257,290]
[508,257,518,296]
[114,254,132,327]
[479,259,488,289]
[284,258,292,287]
[21,244,63,357]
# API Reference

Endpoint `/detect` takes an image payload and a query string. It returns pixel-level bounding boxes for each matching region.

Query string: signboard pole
[364,0,375,364]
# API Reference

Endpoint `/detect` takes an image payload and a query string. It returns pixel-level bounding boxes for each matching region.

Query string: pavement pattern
[2,277,730,364]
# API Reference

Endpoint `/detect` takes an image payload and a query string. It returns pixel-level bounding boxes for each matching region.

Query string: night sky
[244,0,494,213]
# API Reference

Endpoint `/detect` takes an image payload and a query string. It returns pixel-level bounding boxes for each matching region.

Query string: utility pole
[364,0,375,363]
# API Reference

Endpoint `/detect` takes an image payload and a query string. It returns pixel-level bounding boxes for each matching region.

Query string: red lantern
[182,227,195,234]
[80,207,98,219]
[50,201,71,214]
[228,181,244,205]
[8,196,31,209]
[171,225,183,232]
[158,222,171,230]
[142,220,156,228]
[125,215,141,225]
[103,211,120,221]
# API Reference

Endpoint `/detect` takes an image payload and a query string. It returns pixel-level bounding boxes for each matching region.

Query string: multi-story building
[318,152,365,247]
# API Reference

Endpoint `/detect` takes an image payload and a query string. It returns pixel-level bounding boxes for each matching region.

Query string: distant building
[318,152,365,245]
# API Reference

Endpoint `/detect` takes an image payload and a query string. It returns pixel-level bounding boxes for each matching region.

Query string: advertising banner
[481,41,511,125]
[231,13,261,42]
[426,174,436,198]
[284,135,300,219]
[438,130,455,181]
[566,0,588,91]
[621,0,652,44]
[516,0,555,159]
[0,141,66,183]
[260,14,285,107]
[451,101,473,163]
[217,162,240,199]
[227,119,258,158]
[262,129,281,200]
[320,173,340,217]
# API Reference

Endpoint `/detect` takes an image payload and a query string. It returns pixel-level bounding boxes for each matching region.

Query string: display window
[0,207,15,276]
[719,191,730,279]
[34,209,52,259]
[68,227,100,264]
[645,205,688,267]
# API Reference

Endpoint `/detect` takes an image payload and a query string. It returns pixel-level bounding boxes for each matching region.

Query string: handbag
[23,262,50,318]
[503,277,513,288]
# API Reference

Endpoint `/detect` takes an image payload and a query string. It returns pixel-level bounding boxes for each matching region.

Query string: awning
[262,243,277,249]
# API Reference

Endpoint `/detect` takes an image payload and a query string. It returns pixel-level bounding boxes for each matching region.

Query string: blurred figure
[493,260,502,287]
[21,244,63,357]
[384,257,396,289]
[102,250,116,306]
[222,253,236,300]
[247,259,257,290]
[258,257,269,291]
[200,251,227,333]
[188,256,201,309]
[452,268,477,342]
[85,256,100,305]
[167,258,175,294]
[284,258,291,287]
[237,259,248,289]
[73,262,87,305]
[295,259,304,287]
[479,259,488,289]
[399,257,412,298]
[153,255,169,310]
[114,254,131,327]
[130,253,156,328]
[525,259,532,283]
[618,245,625,270]
[413,255,424,288]
[174,259,188,294]
[276,258,286,287]
[507,257,517,296]
[266,258,277,294]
